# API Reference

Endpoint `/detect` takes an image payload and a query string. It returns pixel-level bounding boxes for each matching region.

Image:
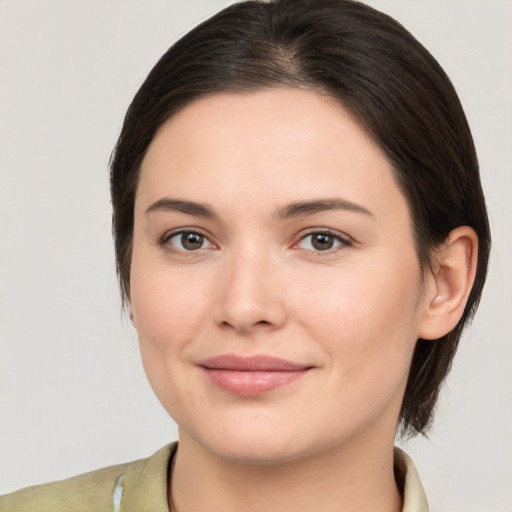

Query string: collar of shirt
[118,443,428,512]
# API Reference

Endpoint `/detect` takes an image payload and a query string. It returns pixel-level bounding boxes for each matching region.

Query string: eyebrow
[274,198,374,220]
[145,198,216,218]
[145,197,373,220]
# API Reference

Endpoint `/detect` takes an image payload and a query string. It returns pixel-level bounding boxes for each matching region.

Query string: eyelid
[293,228,353,252]
[160,227,218,253]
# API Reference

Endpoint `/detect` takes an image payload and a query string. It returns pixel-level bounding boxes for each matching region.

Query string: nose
[211,246,288,334]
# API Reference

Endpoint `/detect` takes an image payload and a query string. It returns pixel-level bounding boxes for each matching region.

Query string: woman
[0,0,492,511]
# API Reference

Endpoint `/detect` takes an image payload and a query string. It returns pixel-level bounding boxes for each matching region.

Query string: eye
[165,230,215,251]
[296,231,348,252]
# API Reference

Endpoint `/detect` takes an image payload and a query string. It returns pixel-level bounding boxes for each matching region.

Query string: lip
[198,354,313,396]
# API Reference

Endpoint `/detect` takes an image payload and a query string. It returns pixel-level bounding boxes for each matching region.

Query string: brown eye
[182,233,204,250]
[297,232,346,252]
[167,231,213,251]
[311,233,334,250]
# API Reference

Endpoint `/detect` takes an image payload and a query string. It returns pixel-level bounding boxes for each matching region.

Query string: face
[130,88,432,464]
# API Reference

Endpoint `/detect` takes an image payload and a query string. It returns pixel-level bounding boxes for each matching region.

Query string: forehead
[137,88,408,224]
[144,88,377,166]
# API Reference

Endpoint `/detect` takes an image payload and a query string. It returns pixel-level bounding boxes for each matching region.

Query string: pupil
[182,233,203,250]
[312,234,333,250]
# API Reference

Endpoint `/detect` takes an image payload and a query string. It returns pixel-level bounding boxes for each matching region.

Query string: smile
[198,354,313,396]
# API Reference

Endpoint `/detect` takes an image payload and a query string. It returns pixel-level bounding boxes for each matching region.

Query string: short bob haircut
[110,0,490,437]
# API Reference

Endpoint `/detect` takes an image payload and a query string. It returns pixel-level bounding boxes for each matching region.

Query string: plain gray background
[1,1,511,510]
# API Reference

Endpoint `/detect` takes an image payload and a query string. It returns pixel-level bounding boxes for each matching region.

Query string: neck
[170,430,402,512]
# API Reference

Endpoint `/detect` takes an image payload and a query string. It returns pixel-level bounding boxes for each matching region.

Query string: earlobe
[418,226,478,340]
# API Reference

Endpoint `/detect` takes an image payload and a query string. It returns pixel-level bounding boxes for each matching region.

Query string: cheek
[129,265,212,414]
[294,257,422,378]
[132,246,210,320]
[130,261,211,366]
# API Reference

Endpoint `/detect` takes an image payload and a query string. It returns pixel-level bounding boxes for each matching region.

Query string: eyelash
[294,229,353,254]
[160,228,215,254]
[159,228,353,255]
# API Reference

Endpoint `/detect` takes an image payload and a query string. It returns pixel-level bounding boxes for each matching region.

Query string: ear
[418,226,479,340]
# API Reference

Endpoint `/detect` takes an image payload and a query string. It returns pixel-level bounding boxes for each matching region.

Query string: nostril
[219,317,278,333]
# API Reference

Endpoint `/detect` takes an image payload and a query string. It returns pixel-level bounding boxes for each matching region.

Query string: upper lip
[199,354,312,371]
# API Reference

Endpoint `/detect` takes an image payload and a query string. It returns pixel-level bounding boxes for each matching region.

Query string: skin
[130,88,477,512]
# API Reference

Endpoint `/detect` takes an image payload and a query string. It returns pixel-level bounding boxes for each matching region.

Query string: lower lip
[201,369,308,396]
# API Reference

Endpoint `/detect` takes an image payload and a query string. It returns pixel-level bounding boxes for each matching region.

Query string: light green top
[0,443,428,511]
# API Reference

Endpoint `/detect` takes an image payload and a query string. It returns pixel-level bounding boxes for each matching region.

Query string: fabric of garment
[0,442,428,512]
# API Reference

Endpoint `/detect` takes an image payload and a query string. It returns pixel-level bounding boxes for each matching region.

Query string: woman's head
[110,0,490,438]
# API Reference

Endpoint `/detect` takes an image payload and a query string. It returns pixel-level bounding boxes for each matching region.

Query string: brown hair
[110,0,490,436]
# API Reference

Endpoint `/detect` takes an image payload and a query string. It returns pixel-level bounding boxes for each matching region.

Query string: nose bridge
[213,239,286,332]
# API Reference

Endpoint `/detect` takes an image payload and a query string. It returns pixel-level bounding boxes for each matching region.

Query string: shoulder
[0,462,130,512]
[0,443,176,512]
[394,447,429,512]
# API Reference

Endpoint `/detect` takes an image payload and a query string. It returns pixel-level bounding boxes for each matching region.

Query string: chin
[180,418,311,466]
[206,438,305,466]
[186,417,345,468]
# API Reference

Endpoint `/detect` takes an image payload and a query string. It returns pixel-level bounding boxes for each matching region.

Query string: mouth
[198,354,313,396]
